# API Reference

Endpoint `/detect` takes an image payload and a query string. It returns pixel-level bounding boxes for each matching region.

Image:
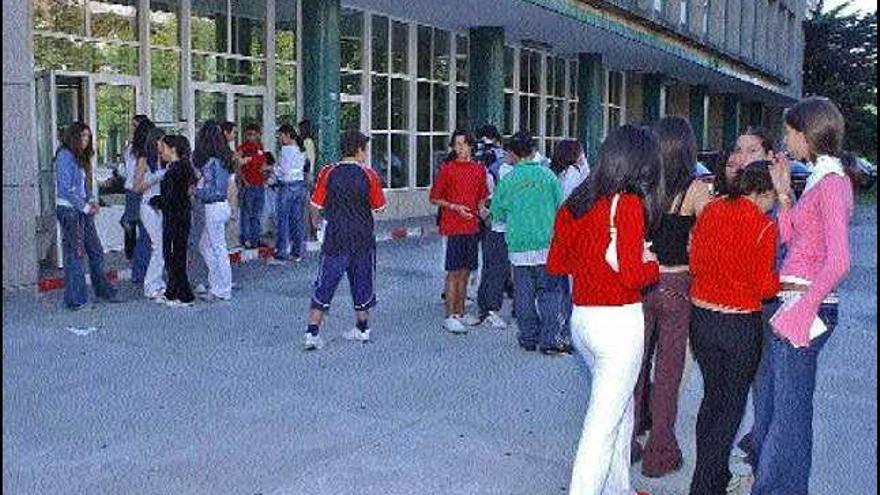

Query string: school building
[3,0,807,288]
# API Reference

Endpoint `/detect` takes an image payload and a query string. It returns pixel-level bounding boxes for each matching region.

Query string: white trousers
[200,201,232,299]
[569,304,645,495]
[140,202,166,297]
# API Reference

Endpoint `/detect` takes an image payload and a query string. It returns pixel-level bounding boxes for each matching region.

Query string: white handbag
[605,194,621,272]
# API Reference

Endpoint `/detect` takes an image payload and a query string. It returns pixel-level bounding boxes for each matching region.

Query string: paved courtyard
[3,204,877,495]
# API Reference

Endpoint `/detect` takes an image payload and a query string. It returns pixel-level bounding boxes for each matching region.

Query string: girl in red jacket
[548,125,663,495]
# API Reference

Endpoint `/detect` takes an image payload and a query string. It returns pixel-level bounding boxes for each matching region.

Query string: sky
[823,0,877,14]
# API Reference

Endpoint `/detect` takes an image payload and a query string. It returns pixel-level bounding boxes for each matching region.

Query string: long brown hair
[784,97,845,160]
[60,122,95,189]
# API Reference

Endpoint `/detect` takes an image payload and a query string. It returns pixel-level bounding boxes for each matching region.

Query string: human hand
[643,242,657,264]
[479,205,490,220]
[769,152,792,198]
[453,204,474,219]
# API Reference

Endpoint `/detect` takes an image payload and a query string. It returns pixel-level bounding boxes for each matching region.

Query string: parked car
[790,160,811,199]
[848,155,877,192]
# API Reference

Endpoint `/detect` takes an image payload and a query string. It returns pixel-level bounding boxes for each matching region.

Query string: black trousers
[163,212,194,303]
[689,306,763,495]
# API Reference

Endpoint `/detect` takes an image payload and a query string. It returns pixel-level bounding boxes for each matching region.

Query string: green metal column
[468,27,505,131]
[689,85,708,150]
[302,0,341,165]
[577,53,605,162]
[643,73,664,126]
[722,94,740,151]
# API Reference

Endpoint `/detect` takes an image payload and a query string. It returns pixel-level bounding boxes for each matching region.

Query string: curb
[37,226,437,293]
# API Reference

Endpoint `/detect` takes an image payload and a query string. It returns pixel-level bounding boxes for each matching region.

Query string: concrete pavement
[3,204,876,494]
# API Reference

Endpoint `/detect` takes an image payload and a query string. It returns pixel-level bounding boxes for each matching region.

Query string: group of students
[55,94,853,495]
[56,116,318,310]
[430,97,853,495]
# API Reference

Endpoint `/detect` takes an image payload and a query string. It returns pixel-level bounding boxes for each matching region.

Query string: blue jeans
[477,229,510,314]
[240,185,265,245]
[512,264,567,349]
[751,303,838,495]
[187,202,208,287]
[56,206,116,308]
[274,182,306,259]
[131,222,150,283]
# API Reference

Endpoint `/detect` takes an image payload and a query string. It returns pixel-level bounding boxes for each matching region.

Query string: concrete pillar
[467,27,505,131]
[3,0,39,288]
[576,53,605,162]
[689,85,709,150]
[302,0,341,165]
[643,73,664,126]
[722,94,740,151]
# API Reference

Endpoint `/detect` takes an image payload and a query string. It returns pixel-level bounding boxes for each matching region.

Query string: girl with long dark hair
[687,162,780,494]
[547,125,662,494]
[550,139,590,200]
[751,97,854,494]
[54,122,121,309]
[134,125,168,302]
[631,117,712,476]
[150,135,198,307]
[193,120,234,301]
[122,114,151,282]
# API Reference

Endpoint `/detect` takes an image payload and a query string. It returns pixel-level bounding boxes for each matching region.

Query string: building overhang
[342,0,800,106]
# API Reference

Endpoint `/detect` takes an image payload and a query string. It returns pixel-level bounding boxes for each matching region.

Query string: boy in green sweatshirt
[490,132,569,354]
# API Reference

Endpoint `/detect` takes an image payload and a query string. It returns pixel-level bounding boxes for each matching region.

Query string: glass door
[195,90,229,132]
[234,94,264,143]
[90,77,141,253]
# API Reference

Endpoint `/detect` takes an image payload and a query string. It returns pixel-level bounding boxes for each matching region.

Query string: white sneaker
[461,314,484,326]
[343,327,371,342]
[303,333,325,351]
[444,316,468,334]
[194,284,208,295]
[148,291,167,304]
[165,299,195,308]
[485,311,508,329]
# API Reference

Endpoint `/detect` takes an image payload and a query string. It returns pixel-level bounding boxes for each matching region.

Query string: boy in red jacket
[238,124,270,248]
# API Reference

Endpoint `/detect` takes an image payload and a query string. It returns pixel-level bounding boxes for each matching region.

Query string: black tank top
[651,184,697,266]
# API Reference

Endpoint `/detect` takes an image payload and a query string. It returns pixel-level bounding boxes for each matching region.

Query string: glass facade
[33,1,583,190]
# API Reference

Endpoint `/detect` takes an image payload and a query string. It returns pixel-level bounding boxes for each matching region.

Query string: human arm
[429,164,473,219]
[616,195,660,290]
[771,178,853,347]
[769,153,796,243]
[754,221,781,300]
[55,150,90,213]
[547,208,574,275]
[366,167,388,213]
[489,176,510,225]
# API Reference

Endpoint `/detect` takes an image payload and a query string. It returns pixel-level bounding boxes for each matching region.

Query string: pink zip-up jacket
[772,174,853,347]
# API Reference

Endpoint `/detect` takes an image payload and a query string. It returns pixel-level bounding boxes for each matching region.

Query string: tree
[804,1,878,162]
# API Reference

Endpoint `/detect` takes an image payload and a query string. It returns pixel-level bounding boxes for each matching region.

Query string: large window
[518,48,542,137]
[413,25,452,189]
[604,71,626,136]
[371,16,410,189]
[34,0,140,75]
[191,0,266,85]
[545,55,568,155]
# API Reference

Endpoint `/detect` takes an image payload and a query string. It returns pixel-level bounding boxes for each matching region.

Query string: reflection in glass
[340,9,363,71]
[195,90,227,130]
[34,36,92,72]
[231,0,266,57]
[90,0,138,42]
[341,73,362,95]
[417,82,431,132]
[391,21,409,75]
[151,49,180,123]
[390,79,409,130]
[433,30,450,81]
[370,133,389,185]
[276,63,297,126]
[93,43,139,75]
[372,76,389,130]
[390,134,409,188]
[417,26,432,79]
[456,35,469,83]
[192,0,228,53]
[340,102,361,132]
[95,84,136,202]
[504,47,515,90]
[33,0,85,35]
[372,16,389,74]
[276,0,297,62]
[417,136,431,187]
[456,86,468,130]
[151,0,180,47]
[433,83,448,131]
[235,94,264,134]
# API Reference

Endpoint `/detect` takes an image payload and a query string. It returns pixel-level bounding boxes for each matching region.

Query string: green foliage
[804,1,878,163]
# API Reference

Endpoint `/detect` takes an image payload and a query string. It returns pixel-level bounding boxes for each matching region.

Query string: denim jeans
[56,206,116,308]
[751,302,838,495]
[188,201,209,287]
[274,181,306,259]
[477,229,510,314]
[512,264,567,349]
[240,185,265,245]
[131,222,150,283]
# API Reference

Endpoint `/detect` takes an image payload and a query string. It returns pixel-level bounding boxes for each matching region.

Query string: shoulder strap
[609,194,621,233]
